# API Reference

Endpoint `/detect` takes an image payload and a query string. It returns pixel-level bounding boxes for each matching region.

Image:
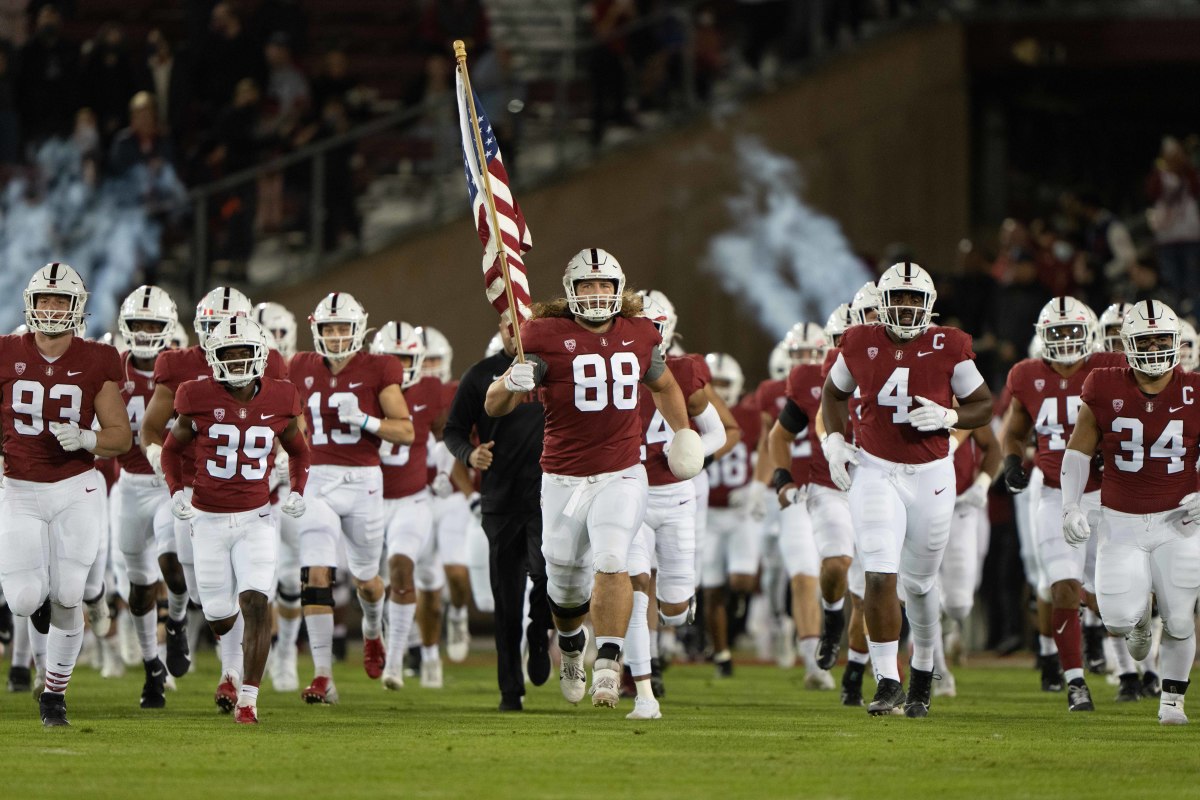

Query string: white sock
[869,639,900,682]
[406,619,422,649]
[1112,635,1137,675]
[848,648,870,665]
[1038,634,1059,656]
[905,588,940,672]
[421,643,439,662]
[277,612,302,651]
[648,628,660,659]
[10,615,31,667]
[167,591,188,622]
[624,591,651,677]
[359,595,384,639]
[306,612,334,676]
[822,597,845,612]
[218,613,244,679]
[1065,667,1084,684]
[385,602,416,672]
[44,623,85,695]
[133,609,158,661]
[238,683,259,705]
[932,621,949,674]
[595,635,623,655]
[449,604,468,622]
[635,678,655,701]
[30,623,47,672]
[1159,634,1196,685]
[798,636,819,671]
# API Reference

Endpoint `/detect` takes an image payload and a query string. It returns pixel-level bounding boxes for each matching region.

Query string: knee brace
[276,583,302,610]
[301,585,335,608]
[548,596,590,619]
[659,597,695,627]
[300,566,337,586]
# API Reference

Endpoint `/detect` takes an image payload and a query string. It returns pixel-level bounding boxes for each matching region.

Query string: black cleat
[649,658,665,698]
[1141,671,1162,699]
[1039,654,1064,692]
[904,668,934,718]
[526,622,551,687]
[1067,678,1095,712]
[1116,672,1142,702]
[140,658,167,709]
[403,645,421,678]
[0,602,12,645]
[841,662,865,707]
[164,617,191,678]
[817,607,845,671]
[7,665,31,693]
[714,655,733,678]
[39,691,69,727]
[868,678,906,716]
[1083,625,1107,675]
[498,693,523,712]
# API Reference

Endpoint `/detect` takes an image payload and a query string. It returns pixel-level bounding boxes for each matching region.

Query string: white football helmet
[564,248,625,323]
[370,321,425,388]
[784,322,827,366]
[118,285,178,359]
[825,303,854,346]
[310,292,368,360]
[1034,297,1097,364]
[850,282,881,326]
[204,315,269,388]
[705,352,744,406]
[1120,299,1180,377]
[485,333,504,358]
[100,331,128,353]
[253,302,297,359]
[1099,302,1133,352]
[420,326,453,381]
[640,291,676,356]
[168,320,189,349]
[194,286,253,348]
[877,262,936,340]
[1028,334,1045,360]
[1180,320,1199,372]
[24,262,88,335]
[768,341,790,381]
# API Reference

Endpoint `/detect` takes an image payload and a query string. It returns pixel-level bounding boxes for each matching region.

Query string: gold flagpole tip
[453,40,467,60]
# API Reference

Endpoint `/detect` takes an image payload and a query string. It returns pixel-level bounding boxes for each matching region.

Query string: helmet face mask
[253,302,297,359]
[204,316,269,388]
[119,285,178,359]
[1099,302,1132,352]
[194,287,253,349]
[1120,300,1181,378]
[369,321,425,388]
[310,292,367,360]
[784,321,827,366]
[1035,297,1097,364]
[563,248,626,323]
[25,263,88,335]
[850,283,881,326]
[877,263,936,341]
[418,326,453,381]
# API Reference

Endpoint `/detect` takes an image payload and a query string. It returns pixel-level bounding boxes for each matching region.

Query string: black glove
[771,468,794,493]
[1002,454,1029,494]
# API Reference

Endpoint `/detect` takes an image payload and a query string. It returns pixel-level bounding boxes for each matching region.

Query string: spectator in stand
[590,0,639,148]
[199,2,264,119]
[260,31,309,234]
[0,45,19,164]
[17,3,79,144]
[109,91,175,177]
[988,249,1051,386]
[310,47,373,124]
[138,29,193,151]
[1128,259,1175,307]
[1146,135,1200,309]
[205,77,265,278]
[1061,189,1136,311]
[292,96,359,250]
[81,23,139,148]
[1030,219,1077,298]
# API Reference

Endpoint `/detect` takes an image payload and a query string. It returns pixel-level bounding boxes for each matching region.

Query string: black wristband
[771,468,794,493]
[703,454,714,469]
[1002,454,1022,472]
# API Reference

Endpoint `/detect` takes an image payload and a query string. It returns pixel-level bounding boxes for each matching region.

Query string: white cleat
[382,670,405,691]
[804,668,836,690]
[1126,598,1153,662]
[268,648,299,693]
[1159,692,1188,726]
[165,674,178,692]
[99,638,125,679]
[626,695,662,720]
[420,658,443,688]
[590,658,621,708]
[559,629,588,705]
[933,670,957,698]
[446,609,470,663]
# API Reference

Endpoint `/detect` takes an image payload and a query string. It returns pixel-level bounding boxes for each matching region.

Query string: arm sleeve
[777,399,809,435]
[951,359,986,398]
[282,426,311,495]
[642,346,666,383]
[1060,448,1091,508]
[829,353,857,393]
[690,403,725,456]
[162,430,186,496]
[444,369,482,466]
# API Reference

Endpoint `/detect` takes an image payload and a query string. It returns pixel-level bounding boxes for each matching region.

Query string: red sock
[1052,608,1083,672]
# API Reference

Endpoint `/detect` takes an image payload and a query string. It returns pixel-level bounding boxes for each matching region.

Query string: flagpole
[454,39,525,363]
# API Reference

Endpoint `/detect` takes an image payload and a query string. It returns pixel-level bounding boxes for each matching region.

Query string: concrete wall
[274,22,969,384]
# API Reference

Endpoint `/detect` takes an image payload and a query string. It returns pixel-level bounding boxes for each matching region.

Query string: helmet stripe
[331,293,339,314]
[221,287,231,312]
[142,285,153,309]
[590,248,598,271]
[1058,296,1066,315]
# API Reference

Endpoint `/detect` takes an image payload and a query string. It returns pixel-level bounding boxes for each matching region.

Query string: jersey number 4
[1035,396,1082,451]
[1112,417,1185,474]
[573,353,640,412]
[878,367,913,423]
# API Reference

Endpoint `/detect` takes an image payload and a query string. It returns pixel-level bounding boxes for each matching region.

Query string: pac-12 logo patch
[564,339,576,353]
[1112,399,1123,412]
[811,386,821,399]
[304,376,314,389]
[867,347,878,360]
[1034,379,1045,392]
[214,408,226,422]
[15,362,25,375]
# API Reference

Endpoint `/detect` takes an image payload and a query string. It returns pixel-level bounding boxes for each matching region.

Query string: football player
[0,263,132,726]
[289,293,414,703]
[1000,297,1126,710]
[1098,302,1133,353]
[822,262,993,717]
[1063,300,1200,725]
[112,285,180,708]
[252,302,298,359]
[161,316,311,724]
[485,248,700,709]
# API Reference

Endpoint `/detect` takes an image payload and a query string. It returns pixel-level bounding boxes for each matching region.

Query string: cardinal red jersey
[953,435,984,496]
[156,345,287,485]
[96,456,121,491]
[0,333,122,482]
[687,353,713,384]
[117,350,158,475]
[808,348,843,490]
[521,315,662,477]
[1006,353,1125,491]
[786,363,825,486]
[1082,367,1200,515]
[288,350,406,467]
[426,379,459,485]
[707,396,761,508]
[176,377,302,513]
[382,376,444,499]
[833,325,980,464]
[641,354,708,487]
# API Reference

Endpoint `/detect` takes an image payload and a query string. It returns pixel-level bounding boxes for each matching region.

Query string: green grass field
[3,649,1199,800]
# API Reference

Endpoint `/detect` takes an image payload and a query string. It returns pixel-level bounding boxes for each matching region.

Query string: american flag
[456,69,533,323]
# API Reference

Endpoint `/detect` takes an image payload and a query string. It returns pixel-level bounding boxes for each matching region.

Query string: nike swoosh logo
[1184,519,1193,526]
[85,487,97,493]
[67,370,83,376]
[622,340,635,346]
[492,374,505,381]
[413,405,427,412]
[1056,621,1068,635]
[260,413,275,420]
[1170,406,1186,413]
[678,499,690,506]
[1164,702,1179,707]
[368,489,378,495]
[934,487,946,495]
[349,382,364,389]
[917,351,933,358]
[258,513,271,518]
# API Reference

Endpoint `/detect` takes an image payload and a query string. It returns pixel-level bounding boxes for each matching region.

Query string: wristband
[360,415,382,435]
[703,454,714,469]
[973,472,993,491]
[771,468,794,493]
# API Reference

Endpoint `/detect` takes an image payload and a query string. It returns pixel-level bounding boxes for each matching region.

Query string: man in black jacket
[443,317,551,711]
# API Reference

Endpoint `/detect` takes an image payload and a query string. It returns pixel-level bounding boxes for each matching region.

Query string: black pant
[483,509,550,699]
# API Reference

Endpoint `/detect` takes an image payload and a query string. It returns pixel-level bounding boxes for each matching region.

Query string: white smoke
[703,136,868,339]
